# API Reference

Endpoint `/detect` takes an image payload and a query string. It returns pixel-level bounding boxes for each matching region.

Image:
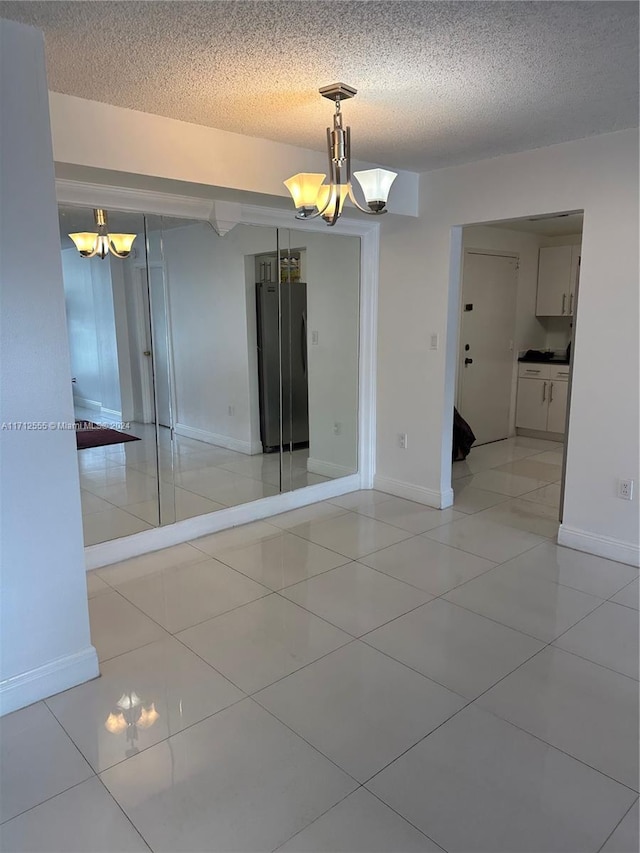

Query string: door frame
[456,248,520,443]
[56,178,379,568]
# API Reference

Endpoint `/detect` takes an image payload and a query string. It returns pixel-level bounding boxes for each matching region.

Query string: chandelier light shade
[283,173,327,217]
[315,183,349,217]
[352,168,398,212]
[284,83,397,226]
[69,208,137,259]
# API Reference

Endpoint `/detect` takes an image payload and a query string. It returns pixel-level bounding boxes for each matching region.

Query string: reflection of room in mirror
[59,206,361,547]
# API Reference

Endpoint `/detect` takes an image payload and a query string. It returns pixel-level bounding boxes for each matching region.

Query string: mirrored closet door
[58,204,361,546]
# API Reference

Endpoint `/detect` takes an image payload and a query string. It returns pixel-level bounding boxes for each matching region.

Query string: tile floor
[1,436,638,852]
[76,408,331,546]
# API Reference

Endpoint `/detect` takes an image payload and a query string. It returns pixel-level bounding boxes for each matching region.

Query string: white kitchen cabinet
[516,377,550,431]
[547,378,568,433]
[516,362,569,435]
[536,245,580,317]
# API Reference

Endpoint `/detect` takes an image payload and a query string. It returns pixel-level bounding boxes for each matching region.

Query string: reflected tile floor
[76,411,330,546]
[2,440,639,852]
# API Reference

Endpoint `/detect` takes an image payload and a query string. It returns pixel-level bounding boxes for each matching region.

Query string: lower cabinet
[516,363,569,435]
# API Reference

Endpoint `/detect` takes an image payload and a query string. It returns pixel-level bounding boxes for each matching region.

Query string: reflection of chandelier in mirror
[69,209,137,259]
[284,83,397,227]
[104,691,159,755]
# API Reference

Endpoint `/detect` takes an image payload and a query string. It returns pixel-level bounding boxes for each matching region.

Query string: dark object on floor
[453,408,476,461]
[75,421,140,451]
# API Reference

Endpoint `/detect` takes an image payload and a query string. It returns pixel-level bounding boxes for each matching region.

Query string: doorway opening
[450,211,584,535]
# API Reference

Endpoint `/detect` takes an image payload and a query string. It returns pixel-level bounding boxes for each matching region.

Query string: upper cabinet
[536,245,580,317]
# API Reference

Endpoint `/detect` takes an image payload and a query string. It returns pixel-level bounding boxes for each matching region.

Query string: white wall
[162,222,277,452]
[152,222,360,472]
[0,19,98,715]
[48,93,420,218]
[288,229,360,476]
[61,249,101,407]
[377,129,639,564]
[61,248,123,417]
[109,257,135,421]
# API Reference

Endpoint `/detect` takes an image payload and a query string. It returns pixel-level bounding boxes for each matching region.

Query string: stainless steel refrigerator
[256,281,309,453]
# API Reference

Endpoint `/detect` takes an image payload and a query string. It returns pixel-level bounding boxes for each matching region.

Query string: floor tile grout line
[96,583,275,660]
[246,694,365,787]
[0,773,96,829]
[93,693,250,777]
[363,787,449,853]
[469,699,640,795]
[269,785,365,853]
[174,614,356,699]
[94,550,213,587]
[357,613,545,704]
[596,796,639,853]
[282,521,417,561]
[203,544,355,589]
[94,775,154,852]
[46,631,254,777]
[421,524,549,564]
[274,583,437,642]
[352,554,500,598]
[359,669,640,801]
[546,642,640,684]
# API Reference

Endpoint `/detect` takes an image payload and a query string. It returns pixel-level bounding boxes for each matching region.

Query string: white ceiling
[2,1,637,172]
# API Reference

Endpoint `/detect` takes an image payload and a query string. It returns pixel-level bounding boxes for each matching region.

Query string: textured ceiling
[1,1,637,171]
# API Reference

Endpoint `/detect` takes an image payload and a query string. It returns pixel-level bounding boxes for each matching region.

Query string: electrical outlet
[311,331,319,345]
[228,405,235,417]
[430,333,438,351]
[398,432,408,449]
[618,479,634,500]
[333,422,342,436]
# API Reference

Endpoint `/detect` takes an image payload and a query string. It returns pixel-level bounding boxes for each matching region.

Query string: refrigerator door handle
[301,311,307,376]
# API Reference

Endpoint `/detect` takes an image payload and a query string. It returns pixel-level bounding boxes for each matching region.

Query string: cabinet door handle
[525,368,541,374]
[561,293,566,314]
[569,293,574,315]
[549,381,554,403]
[542,381,547,402]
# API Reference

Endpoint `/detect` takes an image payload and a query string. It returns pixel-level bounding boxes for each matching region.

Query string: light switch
[430,333,438,351]
[311,331,319,345]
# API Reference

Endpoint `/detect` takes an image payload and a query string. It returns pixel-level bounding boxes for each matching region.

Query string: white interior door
[458,251,518,445]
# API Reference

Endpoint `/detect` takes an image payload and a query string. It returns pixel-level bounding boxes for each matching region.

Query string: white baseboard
[373,475,452,509]
[0,645,99,716]
[100,407,122,421]
[175,423,262,455]
[557,524,640,567]
[84,473,364,569]
[307,457,355,479]
[74,396,101,412]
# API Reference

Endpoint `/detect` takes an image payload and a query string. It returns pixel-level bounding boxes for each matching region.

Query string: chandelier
[284,83,397,226]
[69,209,137,259]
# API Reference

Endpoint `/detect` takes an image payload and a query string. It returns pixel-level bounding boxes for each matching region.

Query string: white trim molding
[174,423,262,455]
[73,395,101,411]
[373,474,453,509]
[0,646,99,717]
[307,458,355,479]
[558,524,640,567]
[56,179,216,221]
[85,473,361,569]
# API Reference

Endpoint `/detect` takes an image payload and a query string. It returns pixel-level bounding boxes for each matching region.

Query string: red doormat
[75,421,141,451]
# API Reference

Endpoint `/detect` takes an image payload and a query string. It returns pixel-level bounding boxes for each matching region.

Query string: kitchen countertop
[518,357,570,365]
